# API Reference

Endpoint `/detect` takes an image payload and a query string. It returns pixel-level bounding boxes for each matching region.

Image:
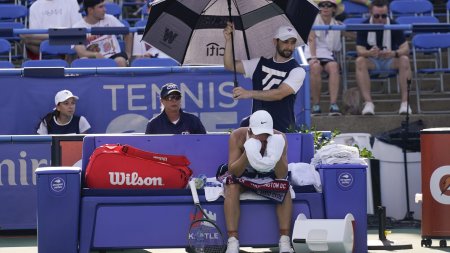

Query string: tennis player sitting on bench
[222,110,293,253]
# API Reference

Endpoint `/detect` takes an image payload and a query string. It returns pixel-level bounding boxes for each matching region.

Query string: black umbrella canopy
[143,0,319,65]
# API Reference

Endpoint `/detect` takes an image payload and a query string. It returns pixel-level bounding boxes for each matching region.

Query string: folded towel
[288,162,322,192]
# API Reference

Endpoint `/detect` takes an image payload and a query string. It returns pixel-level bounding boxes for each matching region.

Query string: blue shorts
[368,57,393,71]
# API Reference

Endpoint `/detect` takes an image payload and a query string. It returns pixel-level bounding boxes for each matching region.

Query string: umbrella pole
[227,0,238,87]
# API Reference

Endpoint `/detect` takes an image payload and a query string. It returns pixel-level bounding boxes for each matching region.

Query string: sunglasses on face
[318,2,335,8]
[373,13,388,19]
[164,94,182,101]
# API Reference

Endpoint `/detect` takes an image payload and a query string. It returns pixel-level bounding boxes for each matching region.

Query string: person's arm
[223,22,245,74]
[124,33,133,60]
[227,129,248,177]
[79,116,91,134]
[233,83,295,101]
[74,44,104,58]
[308,31,318,61]
[273,133,288,179]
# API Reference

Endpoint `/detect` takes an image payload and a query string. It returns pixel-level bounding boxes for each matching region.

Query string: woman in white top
[37,90,91,135]
[305,0,343,116]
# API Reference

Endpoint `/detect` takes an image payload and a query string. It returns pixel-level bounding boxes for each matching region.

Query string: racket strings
[189,220,226,253]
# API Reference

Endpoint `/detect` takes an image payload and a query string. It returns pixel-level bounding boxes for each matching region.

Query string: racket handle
[189,180,200,204]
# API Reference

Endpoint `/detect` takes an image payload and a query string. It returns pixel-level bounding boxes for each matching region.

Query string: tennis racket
[188,180,226,253]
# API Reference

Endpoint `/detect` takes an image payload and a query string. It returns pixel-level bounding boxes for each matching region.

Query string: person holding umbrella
[223,22,306,133]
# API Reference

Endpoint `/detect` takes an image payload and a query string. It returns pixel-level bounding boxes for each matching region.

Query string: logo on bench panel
[50,177,66,192]
[109,171,164,186]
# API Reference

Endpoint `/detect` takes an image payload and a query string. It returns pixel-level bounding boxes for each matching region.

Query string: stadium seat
[389,0,434,18]
[395,16,439,37]
[131,57,179,67]
[21,59,69,68]
[0,38,12,61]
[0,60,14,68]
[343,1,369,18]
[71,58,118,67]
[105,2,122,18]
[0,21,24,61]
[412,33,450,113]
[0,4,27,23]
[39,40,76,60]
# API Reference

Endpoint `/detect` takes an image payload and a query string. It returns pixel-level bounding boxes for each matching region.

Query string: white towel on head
[367,17,391,50]
[244,138,277,173]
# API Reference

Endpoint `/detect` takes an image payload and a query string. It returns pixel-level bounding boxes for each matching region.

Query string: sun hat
[315,0,345,16]
[249,110,273,136]
[54,90,79,106]
[160,83,181,98]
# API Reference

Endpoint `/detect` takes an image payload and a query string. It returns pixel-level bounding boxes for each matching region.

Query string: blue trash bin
[36,167,81,253]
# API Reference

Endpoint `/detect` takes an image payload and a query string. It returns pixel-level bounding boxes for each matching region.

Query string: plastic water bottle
[194,174,207,189]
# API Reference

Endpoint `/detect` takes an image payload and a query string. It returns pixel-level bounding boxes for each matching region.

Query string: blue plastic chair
[105,2,122,18]
[22,59,69,68]
[71,58,118,68]
[343,1,369,18]
[39,40,76,60]
[130,57,179,67]
[0,61,14,68]
[0,38,11,61]
[412,33,450,113]
[390,0,434,18]
[0,4,27,22]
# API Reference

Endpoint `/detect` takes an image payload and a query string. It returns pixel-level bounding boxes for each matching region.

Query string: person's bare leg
[276,191,292,236]
[309,61,323,105]
[355,56,375,103]
[392,55,412,102]
[325,61,340,104]
[114,57,128,67]
[224,183,243,238]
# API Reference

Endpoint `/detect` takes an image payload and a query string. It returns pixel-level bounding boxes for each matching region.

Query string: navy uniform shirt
[47,115,81,134]
[251,57,300,132]
[145,110,206,134]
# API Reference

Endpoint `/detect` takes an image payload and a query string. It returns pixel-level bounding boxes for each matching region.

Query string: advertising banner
[0,69,308,134]
[0,141,51,229]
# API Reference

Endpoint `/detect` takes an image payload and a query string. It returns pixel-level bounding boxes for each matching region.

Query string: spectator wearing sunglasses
[145,83,206,134]
[305,0,344,116]
[355,0,412,115]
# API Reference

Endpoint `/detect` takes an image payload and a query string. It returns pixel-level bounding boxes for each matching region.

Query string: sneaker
[279,235,294,253]
[312,104,321,116]
[362,102,375,115]
[399,102,412,115]
[328,103,342,116]
[225,237,239,253]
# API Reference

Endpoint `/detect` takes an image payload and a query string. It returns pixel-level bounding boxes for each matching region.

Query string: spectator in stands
[221,110,293,253]
[37,90,91,134]
[145,83,206,134]
[305,0,343,116]
[223,23,306,132]
[355,0,411,115]
[73,0,132,67]
[22,0,82,59]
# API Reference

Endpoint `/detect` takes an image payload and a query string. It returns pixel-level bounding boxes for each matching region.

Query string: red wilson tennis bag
[85,144,192,189]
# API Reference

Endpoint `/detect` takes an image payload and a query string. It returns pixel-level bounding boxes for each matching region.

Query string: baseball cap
[274,25,299,41]
[249,110,273,136]
[55,90,79,106]
[160,83,181,98]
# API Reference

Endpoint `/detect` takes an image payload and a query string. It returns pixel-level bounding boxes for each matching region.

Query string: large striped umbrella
[142,0,319,66]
